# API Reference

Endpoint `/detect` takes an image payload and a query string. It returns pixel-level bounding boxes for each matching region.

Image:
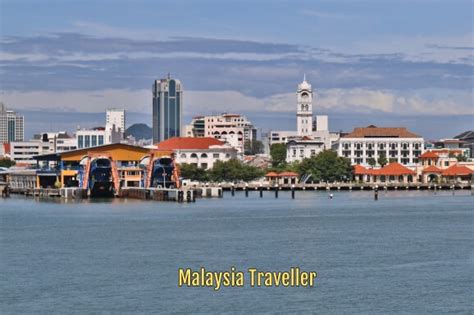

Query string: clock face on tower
[301,92,309,102]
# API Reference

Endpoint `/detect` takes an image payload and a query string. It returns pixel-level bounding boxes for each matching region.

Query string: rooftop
[157,137,225,150]
[343,125,421,138]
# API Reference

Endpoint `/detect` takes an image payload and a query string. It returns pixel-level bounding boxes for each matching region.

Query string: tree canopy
[297,150,352,183]
[270,143,287,167]
[179,159,264,183]
[0,158,15,168]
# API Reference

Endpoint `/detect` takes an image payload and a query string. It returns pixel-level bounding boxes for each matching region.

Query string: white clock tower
[296,74,313,136]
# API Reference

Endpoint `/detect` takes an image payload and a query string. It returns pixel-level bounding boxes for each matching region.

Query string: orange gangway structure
[143,150,181,189]
[81,152,121,195]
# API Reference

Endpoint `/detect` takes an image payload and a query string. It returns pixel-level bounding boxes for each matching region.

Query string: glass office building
[152,77,183,143]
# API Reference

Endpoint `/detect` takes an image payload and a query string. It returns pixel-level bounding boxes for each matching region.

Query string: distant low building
[10,131,76,165]
[286,136,326,163]
[338,125,424,166]
[156,137,238,170]
[76,126,121,149]
[454,130,474,158]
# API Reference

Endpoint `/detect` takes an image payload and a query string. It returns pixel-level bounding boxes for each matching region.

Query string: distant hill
[125,123,152,140]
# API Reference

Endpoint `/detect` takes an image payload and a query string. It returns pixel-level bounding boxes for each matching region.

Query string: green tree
[297,150,352,183]
[208,159,264,182]
[367,157,376,168]
[0,158,15,168]
[270,143,287,167]
[244,140,264,155]
[455,154,468,162]
[377,153,388,167]
[179,163,208,182]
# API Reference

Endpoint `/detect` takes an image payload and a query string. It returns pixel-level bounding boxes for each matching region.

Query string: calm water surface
[1,190,473,314]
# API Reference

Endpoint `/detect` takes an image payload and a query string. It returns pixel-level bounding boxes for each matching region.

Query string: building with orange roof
[265,171,299,185]
[440,164,473,183]
[338,125,424,167]
[353,162,418,184]
[156,137,237,170]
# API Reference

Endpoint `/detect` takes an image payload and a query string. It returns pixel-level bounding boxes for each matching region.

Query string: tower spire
[303,73,306,82]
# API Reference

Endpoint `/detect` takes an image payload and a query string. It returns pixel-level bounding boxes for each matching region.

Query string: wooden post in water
[291,184,295,199]
[374,185,379,201]
[231,183,235,197]
[259,183,263,198]
[275,184,279,198]
[245,183,249,197]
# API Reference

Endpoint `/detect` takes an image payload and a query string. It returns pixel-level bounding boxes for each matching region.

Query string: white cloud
[1,88,471,116]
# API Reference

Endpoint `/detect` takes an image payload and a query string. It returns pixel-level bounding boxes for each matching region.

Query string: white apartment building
[338,125,425,166]
[185,113,256,153]
[0,103,24,143]
[10,141,41,164]
[106,109,126,140]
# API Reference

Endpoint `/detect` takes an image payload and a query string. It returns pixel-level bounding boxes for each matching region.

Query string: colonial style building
[338,125,424,166]
[184,113,256,153]
[267,76,335,163]
[156,137,238,170]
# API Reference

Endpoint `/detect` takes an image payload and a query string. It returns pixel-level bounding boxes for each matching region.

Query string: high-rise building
[0,103,24,143]
[106,109,125,142]
[106,109,125,134]
[152,76,183,143]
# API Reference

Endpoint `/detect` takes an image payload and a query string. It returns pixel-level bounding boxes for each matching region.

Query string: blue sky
[0,0,473,139]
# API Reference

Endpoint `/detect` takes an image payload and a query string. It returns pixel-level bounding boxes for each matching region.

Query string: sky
[0,0,473,139]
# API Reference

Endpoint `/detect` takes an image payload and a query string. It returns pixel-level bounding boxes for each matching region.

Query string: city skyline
[0,0,473,139]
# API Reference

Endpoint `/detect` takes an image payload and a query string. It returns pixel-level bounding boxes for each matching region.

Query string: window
[180,153,186,158]
[98,136,104,146]
[190,153,198,158]
[85,135,90,148]
[78,135,84,148]
[213,153,219,158]
[201,153,208,158]
[91,135,97,147]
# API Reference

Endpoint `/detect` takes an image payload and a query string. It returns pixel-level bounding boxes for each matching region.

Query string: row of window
[78,135,105,149]
[342,142,422,150]
[180,153,231,159]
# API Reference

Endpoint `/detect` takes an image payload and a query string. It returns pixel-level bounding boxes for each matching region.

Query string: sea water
[1,190,472,313]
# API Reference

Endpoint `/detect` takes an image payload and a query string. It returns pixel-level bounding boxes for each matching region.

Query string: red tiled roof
[278,171,299,177]
[157,137,225,150]
[422,165,442,173]
[441,164,473,176]
[265,172,279,177]
[343,125,421,138]
[373,162,416,176]
[353,164,370,175]
[419,151,439,159]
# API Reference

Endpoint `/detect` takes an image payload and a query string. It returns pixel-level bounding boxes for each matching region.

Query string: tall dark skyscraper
[152,76,183,143]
